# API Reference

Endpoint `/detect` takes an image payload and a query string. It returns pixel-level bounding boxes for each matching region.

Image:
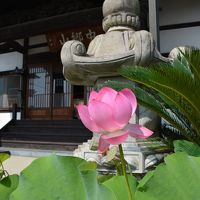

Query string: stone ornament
[102,0,140,32]
[61,0,168,86]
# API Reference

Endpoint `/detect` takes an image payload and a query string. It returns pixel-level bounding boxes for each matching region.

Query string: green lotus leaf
[103,175,137,199]
[10,155,136,200]
[173,140,200,156]
[135,152,200,200]
[0,175,18,200]
[0,153,10,163]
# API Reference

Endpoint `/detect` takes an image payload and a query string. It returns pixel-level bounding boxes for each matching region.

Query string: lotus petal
[76,105,101,132]
[98,136,110,153]
[88,90,98,103]
[101,131,129,145]
[88,100,120,132]
[120,88,137,114]
[126,124,153,139]
[88,100,121,132]
[113,92,132,127]
[96,87,117,108]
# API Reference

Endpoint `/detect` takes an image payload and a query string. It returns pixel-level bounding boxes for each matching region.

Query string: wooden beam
[0,41,25,54]
[148,0,160,50]
[0,7,103,43]
[21,38,29,119]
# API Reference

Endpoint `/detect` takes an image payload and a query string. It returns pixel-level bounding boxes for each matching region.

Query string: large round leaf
[0,153,10,163]
[103,176,137,199]
[9,155,129,200]
[173,140,200,156]
[0,175,18,200]
[136,152,200,200]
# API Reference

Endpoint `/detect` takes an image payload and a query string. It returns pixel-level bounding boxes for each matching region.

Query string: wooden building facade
[0,0,106,122]
[0,0,199,120]
[0,0,200,150]
[0,0,149,121]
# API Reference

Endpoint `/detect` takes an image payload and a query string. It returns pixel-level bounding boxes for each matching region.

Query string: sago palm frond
[116,48,200,143]
[161,124,187,143]
[180,47,200,81]
[121,59,200,111]
[120,65,200,135]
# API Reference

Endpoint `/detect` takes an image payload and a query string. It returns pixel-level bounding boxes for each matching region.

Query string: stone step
[0,147,73,157]
[1,139,80,151]
[1,119,92,151]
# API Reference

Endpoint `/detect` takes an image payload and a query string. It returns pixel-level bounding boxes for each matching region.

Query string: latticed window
[28,65,72,109]
[0,75,21,109]
[28,66,50,108]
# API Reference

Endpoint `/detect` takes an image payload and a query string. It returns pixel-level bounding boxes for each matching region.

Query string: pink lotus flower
[76,87,153,153]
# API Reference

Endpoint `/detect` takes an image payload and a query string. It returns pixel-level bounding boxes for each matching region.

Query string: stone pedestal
[73,136,169,173]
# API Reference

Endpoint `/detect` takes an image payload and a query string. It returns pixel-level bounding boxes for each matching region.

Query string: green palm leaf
[111,47,200,144]
[119,64,200,135]
[120,63,200,112]
[180,47,200,81]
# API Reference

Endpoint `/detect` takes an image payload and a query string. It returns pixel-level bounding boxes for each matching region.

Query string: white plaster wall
[28,46,49,55]
[28,34,49,54]
[160,27,200,53]
[159,0,200,53]
[0,52,23,72]
[0,112,21,129]
[0,113,12,129]
[17,112,21,120]
[159,0,200,26]
[29,34,47,45]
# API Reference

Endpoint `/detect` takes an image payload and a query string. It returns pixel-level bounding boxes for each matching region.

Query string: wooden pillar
[21,37,29,119]
[148,0,160,50]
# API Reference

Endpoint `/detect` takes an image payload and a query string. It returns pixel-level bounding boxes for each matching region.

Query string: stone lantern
[61,0,170,173]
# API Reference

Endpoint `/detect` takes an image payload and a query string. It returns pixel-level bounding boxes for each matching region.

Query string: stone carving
[61,0,171,173]
[61,0,168,86]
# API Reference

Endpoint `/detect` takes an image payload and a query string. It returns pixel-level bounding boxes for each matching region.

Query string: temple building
[0,0,200,151]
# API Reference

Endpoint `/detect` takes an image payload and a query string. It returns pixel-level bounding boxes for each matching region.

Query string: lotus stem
[118,144,133,200]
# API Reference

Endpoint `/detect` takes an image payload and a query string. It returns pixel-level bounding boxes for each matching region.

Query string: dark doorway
[26,63,73,120]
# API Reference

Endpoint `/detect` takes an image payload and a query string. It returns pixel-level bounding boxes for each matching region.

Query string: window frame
[0,74,22,110]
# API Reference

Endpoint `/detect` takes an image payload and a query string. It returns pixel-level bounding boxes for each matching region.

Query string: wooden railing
[28,94,50,108]
[28,93,71,108]
[53,93,71,107]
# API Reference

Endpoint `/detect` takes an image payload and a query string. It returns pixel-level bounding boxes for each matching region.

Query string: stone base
[73,137,170,173]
